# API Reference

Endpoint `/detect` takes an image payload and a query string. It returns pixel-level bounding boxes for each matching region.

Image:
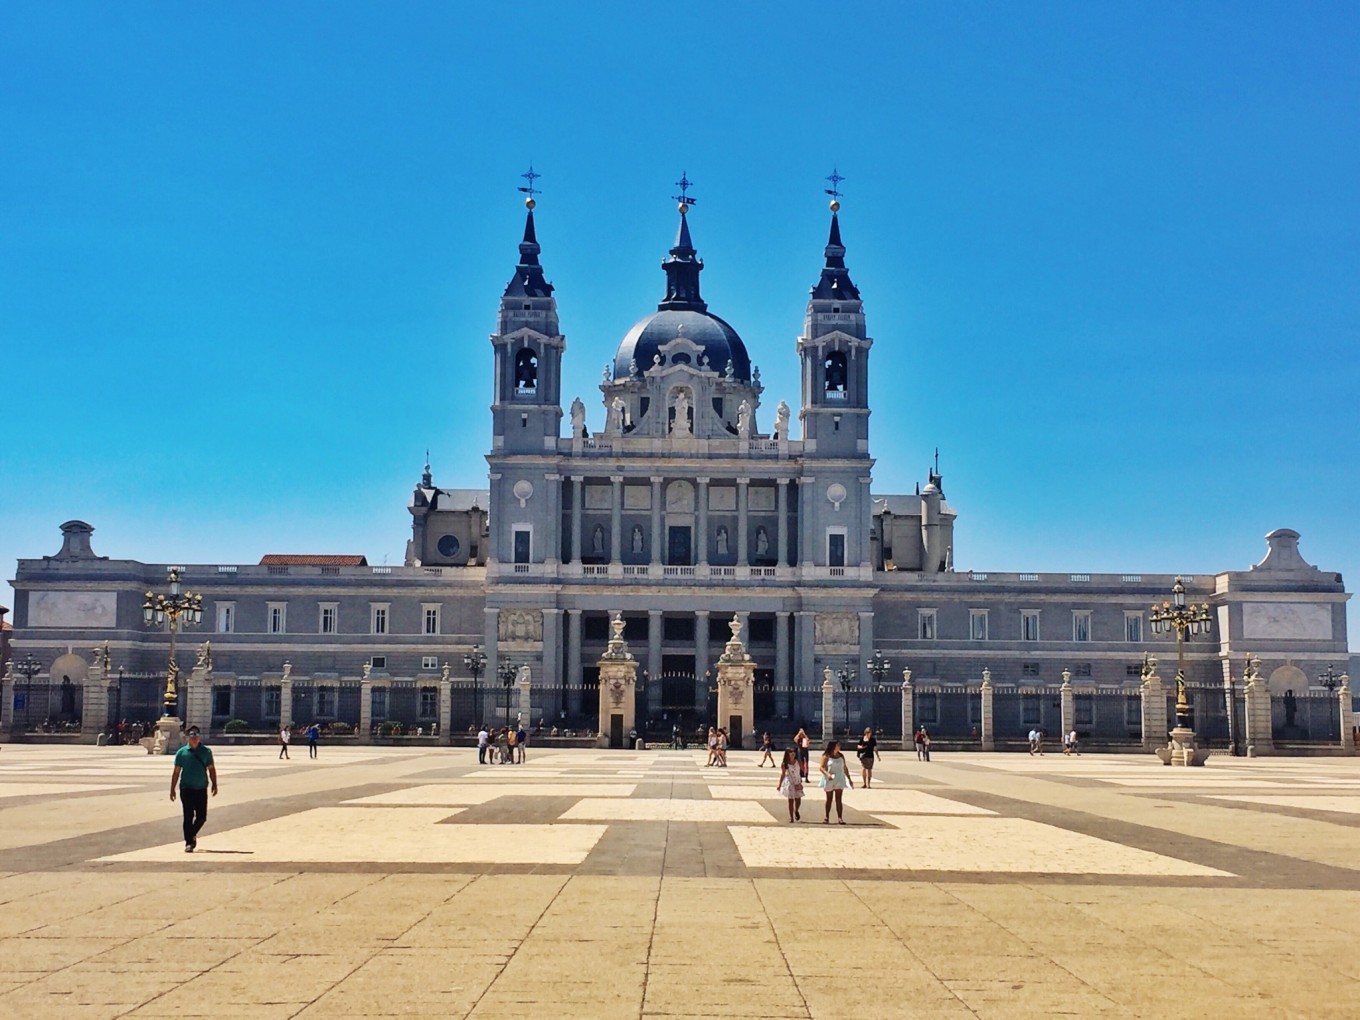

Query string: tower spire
[659,171,706,311]
[504,166,553,298]
[811,170,859,300]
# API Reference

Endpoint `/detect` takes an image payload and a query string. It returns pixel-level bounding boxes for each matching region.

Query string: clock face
[437,534,461,558]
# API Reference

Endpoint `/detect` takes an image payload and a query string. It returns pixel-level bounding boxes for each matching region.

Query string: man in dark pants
[170,726,218,852]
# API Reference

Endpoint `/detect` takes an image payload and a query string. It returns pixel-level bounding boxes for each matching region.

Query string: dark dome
[614,308,751,382]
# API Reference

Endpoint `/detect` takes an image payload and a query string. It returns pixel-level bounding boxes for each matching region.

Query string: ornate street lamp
[835,659,857,735]
[1148,576,1212,730]
[498,659,517,729]
[13,652,42,733]
[865,651,890,734]
[464,645,487,727]
[1320,666,1342,739]
[142,566,203,718]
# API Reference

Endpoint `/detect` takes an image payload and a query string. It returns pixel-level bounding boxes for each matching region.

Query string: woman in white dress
[818,739,854,824]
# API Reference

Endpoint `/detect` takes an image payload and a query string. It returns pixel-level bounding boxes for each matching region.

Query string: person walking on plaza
[1067,729,1079,755]
[794,727,811,779]
[758,731,775,767]
[818,738,853,823]
[715,728,728,767]
[278,724,290,760]
[914,726,927,761]
[705,726,718,767]
[169,726,217,853]
[777,746,804,822]
[306,722,319,759]
[1027,728,1038,755]
[477,725,489,765]
[515,724,527,763]
[856,727,879,787]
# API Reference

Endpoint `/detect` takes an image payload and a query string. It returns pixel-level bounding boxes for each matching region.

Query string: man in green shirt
[170,726,218,852]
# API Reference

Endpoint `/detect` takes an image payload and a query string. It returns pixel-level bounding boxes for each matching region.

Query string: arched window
[514,349,538,391]
[824,351,848,394]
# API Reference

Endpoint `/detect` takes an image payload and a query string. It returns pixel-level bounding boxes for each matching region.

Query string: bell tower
[490,177,565,454]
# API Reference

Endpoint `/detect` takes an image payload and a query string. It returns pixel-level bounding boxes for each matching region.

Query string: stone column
[570,476,584,565]
[901,667,916,747]
[777,479,789,567]
[1243,657,1273,756]
[544,474,562,567]
[796,611,816,709]
[1140,664,1167,754]
[696,477,709,567]
[609,475,623,566]
[821,668,835,742]
[775,611,791,717]
[736,477,749,566]
[280,664,293,730]
[647,610,663,717]
[694,610,711,712]
[83,646,110,745]
[542,608,562,722]
[567,609,583,717]
[438,664,453,745]
[650,476,663,568]
[1059,668,1074,738]
[979,668,994,750]
[183,647,212,737]
[518,665,533,728]
[359,674,373,744]
[1339,675,1354,755]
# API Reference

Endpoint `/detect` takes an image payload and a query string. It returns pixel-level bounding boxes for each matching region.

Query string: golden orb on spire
[678,202,688,215]
[829,199,841,213]
[525,196,536,210]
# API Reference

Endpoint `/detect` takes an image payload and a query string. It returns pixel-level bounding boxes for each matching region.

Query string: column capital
[545,473,562,482]
[776,610,791,619]
[650,476,664,485]
[696,476,709,485]
[695,609,710,618]
[610,475,624,484]
[648,609,663,617]
[542,608,564,617]
[570,475,584,483]
[566,608,583,617]
[777,477,791,487]
[737,477,750,486]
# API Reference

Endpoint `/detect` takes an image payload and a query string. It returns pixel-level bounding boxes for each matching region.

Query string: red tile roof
[259,554,369,567]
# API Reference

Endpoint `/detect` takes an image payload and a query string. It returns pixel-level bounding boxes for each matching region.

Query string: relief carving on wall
[814,612,859,647]
[498,610,543,642]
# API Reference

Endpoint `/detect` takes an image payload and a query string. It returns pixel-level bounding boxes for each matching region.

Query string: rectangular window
[211,685,232,717]
[421,655,439,671]
[513,528,531,564]
[1021,695,1041,725]
[1075,662,1092,677]
[369,655,387,670]
[1125,612,1143,643]
[1126,696,1142,727]
[419,687,438,717]
[1075,694,1094,726]
[969,610,989,641]
[423,605,441,636]
[917,693,938,724]
[268,603,287,634]
[319,604,338,634]
[1073,611,1092,643]
[264,686,281,718]
[1126,664,1143,677]
[918,609,937,641]
[1021,610,1040,641]
[1022,662,1041,677]
[316,687,335,716]
[216,603,235,634]
[371,604,389,635]
[821,530,843,571]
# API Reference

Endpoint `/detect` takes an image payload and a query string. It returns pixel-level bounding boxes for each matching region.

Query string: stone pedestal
[821,672,835,742]
[979,669,995,751]
[280,665,294,730]
[1339,676,1354,755]
[1140,662,1168,753]
[714,617,755,750]
[1243,661,1273,756]
[82,648,110,745]
[902,668,917,748]
[359,677,373,744]
[438,666,452,745]
[182,645,213,735]
[518,666,533,731]
[1155,725,1210,766]
[150,715,184,756]
[1059,669,1074,740]
[597,614,638,749]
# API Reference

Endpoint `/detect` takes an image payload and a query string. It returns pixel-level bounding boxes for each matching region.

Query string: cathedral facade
[3,198,1351,746]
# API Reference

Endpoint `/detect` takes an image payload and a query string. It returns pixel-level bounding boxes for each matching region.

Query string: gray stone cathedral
[2,195,1352,749]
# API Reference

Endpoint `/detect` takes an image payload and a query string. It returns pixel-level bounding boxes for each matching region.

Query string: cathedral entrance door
[667,526,692,566]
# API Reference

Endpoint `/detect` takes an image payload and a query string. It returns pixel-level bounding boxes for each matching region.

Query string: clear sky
[2,2,1357,648]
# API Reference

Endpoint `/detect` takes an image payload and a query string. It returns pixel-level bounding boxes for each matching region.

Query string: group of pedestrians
[703,726,730,767]
[477,725,527,764]
[775,735,867,824]
[277,723,320,759]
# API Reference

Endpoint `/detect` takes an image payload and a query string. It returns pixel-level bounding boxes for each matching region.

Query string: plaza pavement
[0,743,1358,1018]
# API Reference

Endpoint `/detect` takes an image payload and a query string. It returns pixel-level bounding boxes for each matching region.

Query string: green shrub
[379,720,404,736]
[327,721,353,735]
[223,719,250,734]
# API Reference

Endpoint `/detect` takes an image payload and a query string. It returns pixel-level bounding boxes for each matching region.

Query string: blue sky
[2,2,1357,647]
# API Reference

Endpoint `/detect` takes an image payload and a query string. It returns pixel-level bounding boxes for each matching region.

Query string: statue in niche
[592,525,605,557]
[671,389,691,434]
[736,400,752,438]
[724,359,734,379]
[774,400,790,441]
[570,397,586,438]
[716,526,729,556]
[756,527,769,557]
[607,396,629,434]
[601,363,611,385]
[631,525,644,554]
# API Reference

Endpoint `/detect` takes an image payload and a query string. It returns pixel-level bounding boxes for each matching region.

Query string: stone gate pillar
[1140,656,1168,754]
[821,669,834,742]
[359,668,373,744]
[1059,669,1074,741]
[979,668,995,751]
[597,613,638,749]
[715,616,756,750]
[517,664,533,729]
[438,663,452,745]
[900,668,915,748]
[182,641,213,736]
[1,661,15,739]
[1243,656,1273,756]
[280,662,294,730]
[1338,674,1353,755]
[83,644,111,745]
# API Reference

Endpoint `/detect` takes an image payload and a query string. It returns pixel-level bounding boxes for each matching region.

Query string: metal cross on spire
[824,168,846,200]
[672,171,697,207]
[517,165,542,198]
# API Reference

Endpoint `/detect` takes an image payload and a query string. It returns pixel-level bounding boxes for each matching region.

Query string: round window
[436,534,461,558]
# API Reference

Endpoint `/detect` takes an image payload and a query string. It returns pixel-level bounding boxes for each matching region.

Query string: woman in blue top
[818,738,854,824]
[306,723,319,758]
